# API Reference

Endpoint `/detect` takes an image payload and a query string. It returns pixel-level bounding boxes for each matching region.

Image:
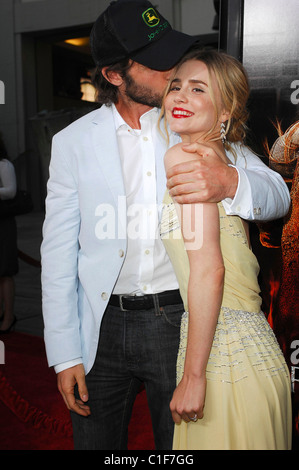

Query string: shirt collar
[112,103,160,132]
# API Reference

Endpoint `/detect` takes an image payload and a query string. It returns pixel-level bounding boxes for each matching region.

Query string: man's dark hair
[91,59,132,105]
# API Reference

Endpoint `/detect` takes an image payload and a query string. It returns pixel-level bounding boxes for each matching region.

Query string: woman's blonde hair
[159,47,250,154]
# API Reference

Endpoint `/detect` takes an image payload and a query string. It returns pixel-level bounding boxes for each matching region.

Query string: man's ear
[101,66,123,86]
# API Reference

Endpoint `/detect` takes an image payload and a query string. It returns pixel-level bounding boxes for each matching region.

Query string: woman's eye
[169,86,180,92]
[193,87,204,93]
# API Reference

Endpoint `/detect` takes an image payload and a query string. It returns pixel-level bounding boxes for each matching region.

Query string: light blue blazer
[41,105,290,374]
[41,105,170,373]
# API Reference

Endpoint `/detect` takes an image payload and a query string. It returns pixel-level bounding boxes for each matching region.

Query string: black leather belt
[109,289,182,311]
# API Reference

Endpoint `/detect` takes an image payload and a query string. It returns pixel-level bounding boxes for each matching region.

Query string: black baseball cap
[90,0,197,71]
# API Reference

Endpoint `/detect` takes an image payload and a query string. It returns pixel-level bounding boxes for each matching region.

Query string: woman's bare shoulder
[164,143,197,170]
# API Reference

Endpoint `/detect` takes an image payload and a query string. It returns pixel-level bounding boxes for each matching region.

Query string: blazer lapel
[90,106,126,207]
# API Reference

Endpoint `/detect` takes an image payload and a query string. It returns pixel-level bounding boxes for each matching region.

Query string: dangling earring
[220,122,226,144]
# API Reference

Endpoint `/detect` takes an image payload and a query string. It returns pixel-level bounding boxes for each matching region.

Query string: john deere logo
[142,8,160,27]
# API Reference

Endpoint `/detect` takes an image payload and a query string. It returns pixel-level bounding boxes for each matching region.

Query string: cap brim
[130,30,197,71]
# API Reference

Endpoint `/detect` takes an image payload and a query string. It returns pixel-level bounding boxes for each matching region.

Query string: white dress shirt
[112,104,179,295]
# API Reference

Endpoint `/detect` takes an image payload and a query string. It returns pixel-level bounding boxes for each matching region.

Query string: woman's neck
[180,132,228,164]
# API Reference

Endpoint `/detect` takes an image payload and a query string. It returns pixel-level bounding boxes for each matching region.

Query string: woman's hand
[170,374,207,424]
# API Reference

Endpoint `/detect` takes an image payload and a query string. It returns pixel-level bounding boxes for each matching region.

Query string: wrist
[225,165,238,199]
[183,366,206,381]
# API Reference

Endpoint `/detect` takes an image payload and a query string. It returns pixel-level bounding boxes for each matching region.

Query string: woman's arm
[170,201,224,423]
[165,145,225,423]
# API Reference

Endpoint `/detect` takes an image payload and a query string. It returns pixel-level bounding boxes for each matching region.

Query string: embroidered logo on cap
[142,8,160,27]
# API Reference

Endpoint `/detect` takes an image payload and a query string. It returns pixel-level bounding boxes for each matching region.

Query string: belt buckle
[119,294,129,312]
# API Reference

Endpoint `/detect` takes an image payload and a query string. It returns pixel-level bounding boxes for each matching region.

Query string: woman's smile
[171,107,194,118]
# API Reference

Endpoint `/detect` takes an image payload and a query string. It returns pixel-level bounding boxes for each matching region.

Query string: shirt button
[143,136,149,141]
[101,292,108,301]
[145,249,150,255]
[143,285,147,291]
[147,171,152,176]
[119,249,124,257]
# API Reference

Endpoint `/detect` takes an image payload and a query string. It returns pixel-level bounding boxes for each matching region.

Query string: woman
[160,49,292,450]
[0,137,18,333]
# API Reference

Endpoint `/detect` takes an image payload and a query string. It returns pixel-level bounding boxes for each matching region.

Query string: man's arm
[166,142,290,221]
[41,135,89,415]
[41,135,82,366]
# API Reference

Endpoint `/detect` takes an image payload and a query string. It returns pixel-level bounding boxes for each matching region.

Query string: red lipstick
[172,107,194,118]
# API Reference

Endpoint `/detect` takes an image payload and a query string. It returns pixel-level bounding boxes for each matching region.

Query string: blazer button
[101,292,108,301]
[119,249,124,257]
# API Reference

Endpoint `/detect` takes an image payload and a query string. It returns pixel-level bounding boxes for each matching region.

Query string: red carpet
[0,332,155,450]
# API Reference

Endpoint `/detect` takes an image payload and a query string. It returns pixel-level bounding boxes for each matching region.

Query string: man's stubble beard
[123,73,163,109]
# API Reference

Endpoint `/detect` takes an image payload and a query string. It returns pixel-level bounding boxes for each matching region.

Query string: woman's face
[164,59,227,143]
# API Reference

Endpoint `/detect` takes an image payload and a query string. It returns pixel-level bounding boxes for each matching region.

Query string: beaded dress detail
[161,191,292,450]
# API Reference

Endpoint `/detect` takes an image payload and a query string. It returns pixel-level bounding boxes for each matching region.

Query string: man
[41,0,290,450]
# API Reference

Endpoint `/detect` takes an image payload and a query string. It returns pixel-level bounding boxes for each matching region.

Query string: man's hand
[166,142,238,204]
[57,364,90,417]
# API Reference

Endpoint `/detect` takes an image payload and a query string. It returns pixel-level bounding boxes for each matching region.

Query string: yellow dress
[161,191,292,450]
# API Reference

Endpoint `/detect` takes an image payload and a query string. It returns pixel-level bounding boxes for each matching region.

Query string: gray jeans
[71,300,183,450]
